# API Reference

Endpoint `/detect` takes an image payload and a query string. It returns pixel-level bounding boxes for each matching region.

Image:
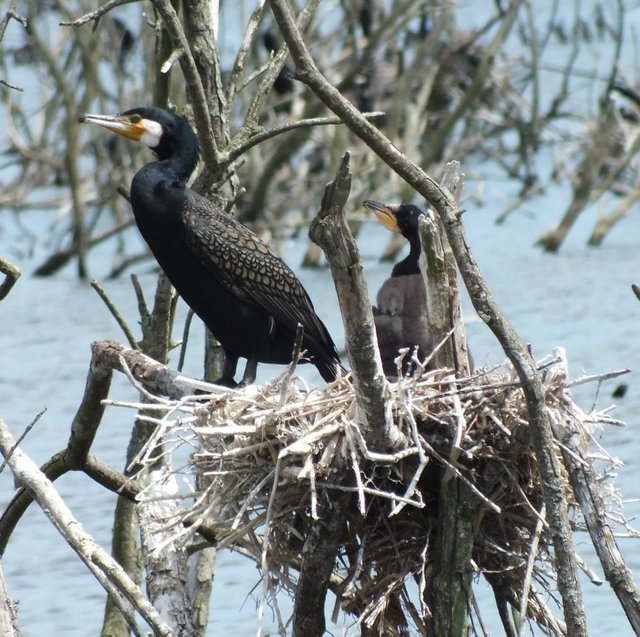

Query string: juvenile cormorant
[80,107,344,386]
[364,200,431,378]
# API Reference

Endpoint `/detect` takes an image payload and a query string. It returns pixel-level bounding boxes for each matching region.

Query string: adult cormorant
[80,107,344,386]
[364,200,431,378]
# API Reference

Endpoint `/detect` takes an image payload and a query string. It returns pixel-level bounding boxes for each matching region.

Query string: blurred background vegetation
[2,0,640,283]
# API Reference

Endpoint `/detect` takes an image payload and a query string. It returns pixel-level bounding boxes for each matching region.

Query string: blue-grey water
[2,175,640,635]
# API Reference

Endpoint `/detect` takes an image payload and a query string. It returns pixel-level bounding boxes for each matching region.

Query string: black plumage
[80,106,343,386]
[262,30,295,96]
[364,200,431,378]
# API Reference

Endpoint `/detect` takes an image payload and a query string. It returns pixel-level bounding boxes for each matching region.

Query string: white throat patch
[140,119,164,149]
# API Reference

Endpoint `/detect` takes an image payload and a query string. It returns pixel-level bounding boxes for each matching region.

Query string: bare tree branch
[91,280,140,350]
[0,419,174,637]
[293,485,351,637]
[151,0,220,171]
[0,340,226,558]
[309,153,405,449]
[60,0,138,29]
[0,563,20,637]
[268,1,588,633]
[0,257,20,302]
[227,112,384,164]
[547,350,640,633]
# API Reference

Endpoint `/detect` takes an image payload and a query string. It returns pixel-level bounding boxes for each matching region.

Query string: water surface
[2,183,640,635]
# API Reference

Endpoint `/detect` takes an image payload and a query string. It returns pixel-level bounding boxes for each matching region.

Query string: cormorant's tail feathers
[315,359,348,383]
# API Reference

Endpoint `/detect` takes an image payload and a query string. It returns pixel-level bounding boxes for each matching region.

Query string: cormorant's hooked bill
[80,106,344,387]
[79,113,144,140]
[363,200,421,238]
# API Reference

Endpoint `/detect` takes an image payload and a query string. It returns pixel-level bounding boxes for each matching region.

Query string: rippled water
[2,178,640,635]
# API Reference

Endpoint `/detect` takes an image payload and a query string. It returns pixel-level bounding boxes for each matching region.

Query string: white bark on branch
[0,564,19,637]
[138,468,197,635]
[0,419,174,637]
[0,256,20,302]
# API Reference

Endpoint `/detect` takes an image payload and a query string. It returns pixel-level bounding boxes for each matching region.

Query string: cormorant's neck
[391,235,421,276]
[158,142,198,184]
[153,123,199,184]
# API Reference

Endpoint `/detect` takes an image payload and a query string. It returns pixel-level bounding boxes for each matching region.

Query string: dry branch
[418,162,471,375]
[0,564,19,637]
[546,349,640,633]
[151,0,219,172]
[0,339,115,553]
[538,81,640,252]
[0,340,225,556]
[0,419,173,637]
[0,257,20,302]
[268,1,587,631]
[292,483,351,636]
[309,152,403,449]
[588,186,640,247]
[33,219,134,277]
[138,468,196,635]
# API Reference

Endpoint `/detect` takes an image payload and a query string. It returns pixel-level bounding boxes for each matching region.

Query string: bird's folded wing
[182,198,326,340]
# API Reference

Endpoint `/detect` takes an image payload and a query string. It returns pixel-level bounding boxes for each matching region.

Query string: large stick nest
[124,350,622,635]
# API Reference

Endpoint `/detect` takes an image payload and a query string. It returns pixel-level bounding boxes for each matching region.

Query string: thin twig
[0,409,46,476]
[60,0,138,28]
[91,280,140,349]
[227,112,385,163]
[517,504,546,637]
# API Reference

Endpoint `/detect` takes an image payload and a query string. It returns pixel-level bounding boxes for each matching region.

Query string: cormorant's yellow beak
[79,113,145,142]
[363,200,401,233]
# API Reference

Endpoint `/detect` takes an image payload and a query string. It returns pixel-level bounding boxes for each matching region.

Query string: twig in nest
[518,504,546,637]
[279,323,305,406]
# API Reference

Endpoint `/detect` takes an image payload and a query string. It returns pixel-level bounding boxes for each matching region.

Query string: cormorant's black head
[79,106,199,163]
[363,200,425,240]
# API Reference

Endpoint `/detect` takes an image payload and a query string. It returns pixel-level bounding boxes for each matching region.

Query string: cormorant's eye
[129,114,141,123]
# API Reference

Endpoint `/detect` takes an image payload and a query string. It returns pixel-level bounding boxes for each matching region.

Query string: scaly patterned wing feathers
[181,194,335,351]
